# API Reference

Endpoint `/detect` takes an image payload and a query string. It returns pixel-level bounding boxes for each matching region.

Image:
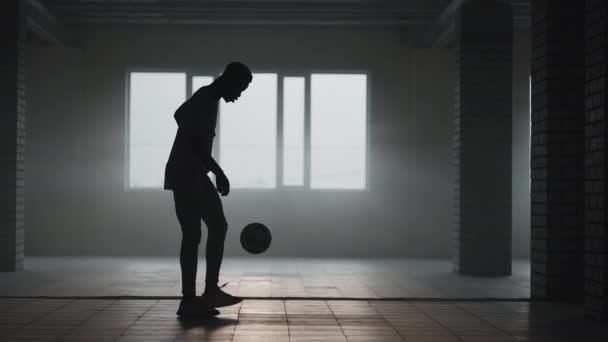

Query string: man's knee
[208,220,228,236]
[182,227,202,245]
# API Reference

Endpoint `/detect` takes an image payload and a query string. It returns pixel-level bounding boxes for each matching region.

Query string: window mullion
[304,74,311,188]
[277,75,284,188]
[186,71,192,98]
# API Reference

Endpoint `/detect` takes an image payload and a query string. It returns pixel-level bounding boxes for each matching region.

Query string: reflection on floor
[1,299,607,342]
[0,257,530,299]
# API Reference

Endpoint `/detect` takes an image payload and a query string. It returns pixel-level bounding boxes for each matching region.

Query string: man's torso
[164,86,218,190]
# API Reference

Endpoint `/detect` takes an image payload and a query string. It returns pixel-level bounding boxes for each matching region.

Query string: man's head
[217,62,252,103]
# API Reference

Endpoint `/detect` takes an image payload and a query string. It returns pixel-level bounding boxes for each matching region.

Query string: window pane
[219,73,277,188]
[129,72,186,188]
[283,77,305,186]
[192,76,215,180]
[311,74,367,189]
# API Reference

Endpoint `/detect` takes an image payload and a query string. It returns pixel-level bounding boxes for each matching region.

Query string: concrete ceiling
[39,0,530,27]
[29,0,529,47]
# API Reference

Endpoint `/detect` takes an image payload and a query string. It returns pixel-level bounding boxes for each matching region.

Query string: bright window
[219,73,277,188]
[128,72,185,188]
[311,74,367,189]
[127,71,368,190]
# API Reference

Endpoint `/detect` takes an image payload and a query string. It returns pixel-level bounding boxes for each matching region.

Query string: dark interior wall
[24,25,530,258]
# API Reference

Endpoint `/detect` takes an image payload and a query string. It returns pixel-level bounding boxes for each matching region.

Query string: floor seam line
[11,298,76,341]
[455,302,521,341]
[56,299,117,342]
[113,298,159,342]
[326,299,348,342]
[413,302,466,342]
[368,300,408,342]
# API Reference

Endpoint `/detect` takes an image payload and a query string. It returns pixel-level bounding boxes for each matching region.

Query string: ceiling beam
[23,0,76,45]
[43,0,441,27]
[437,0,467,24]
[432,20,457,48]
[422,0,467,48]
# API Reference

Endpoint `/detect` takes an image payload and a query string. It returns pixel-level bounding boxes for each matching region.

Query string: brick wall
[585,0,608,319]
[453,0,513,275]
[0,0,25,272]
[530,0,585,301]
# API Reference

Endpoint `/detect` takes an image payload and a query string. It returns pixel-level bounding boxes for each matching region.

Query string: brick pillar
[453,0,513,276]
[0,0,25,272]
[530,0,585,301]
[585,0,608,319]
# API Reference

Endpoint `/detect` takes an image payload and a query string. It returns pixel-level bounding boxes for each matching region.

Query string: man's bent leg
[205,220,227,285]
[199,177,241,307]
[199,177,228,287]
[204,220,242,308]
[173,190,203,298]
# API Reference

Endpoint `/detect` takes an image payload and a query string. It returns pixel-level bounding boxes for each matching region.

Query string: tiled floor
[1,298,607,342]
[0,257,530,299]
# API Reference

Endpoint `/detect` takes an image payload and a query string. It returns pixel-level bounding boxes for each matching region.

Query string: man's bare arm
[200,150,224,177]
[186,135,224,176]
[186,135,230,196]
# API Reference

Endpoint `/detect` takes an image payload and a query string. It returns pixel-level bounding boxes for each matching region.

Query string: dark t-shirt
[164,86,218,190]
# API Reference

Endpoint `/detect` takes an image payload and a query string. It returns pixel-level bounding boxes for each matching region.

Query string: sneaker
[202,282,243,308]
[176,297,220,318]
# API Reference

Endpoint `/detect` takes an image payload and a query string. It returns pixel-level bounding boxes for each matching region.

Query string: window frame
[125,67,371,192]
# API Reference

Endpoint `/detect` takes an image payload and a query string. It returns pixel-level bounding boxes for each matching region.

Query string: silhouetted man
[164,62,252,317]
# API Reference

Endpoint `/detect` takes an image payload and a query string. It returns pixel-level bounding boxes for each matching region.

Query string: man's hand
[216,172,230,196]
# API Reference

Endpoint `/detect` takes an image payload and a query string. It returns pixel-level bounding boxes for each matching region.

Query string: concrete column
[585,0,608,319]
[530,0,585,301]
[453,0,513,276]
[0,0,25,272]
